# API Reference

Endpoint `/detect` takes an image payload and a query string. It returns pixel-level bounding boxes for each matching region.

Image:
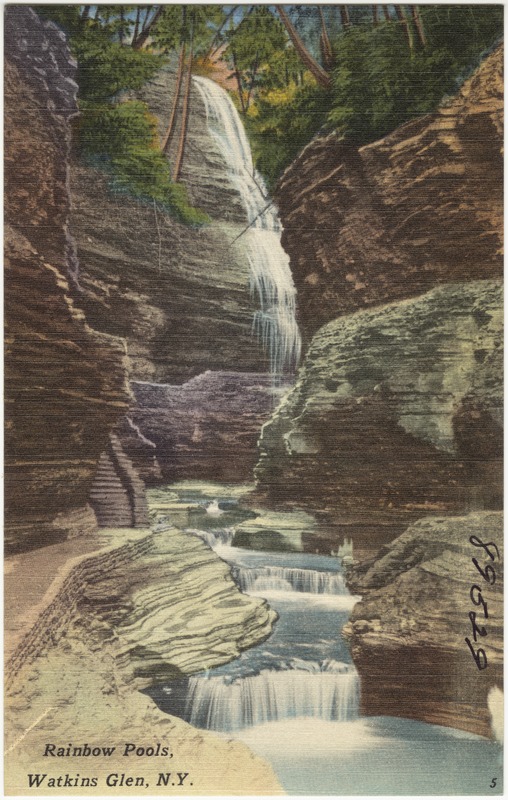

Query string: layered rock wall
[5,526,280,794]
[255,280,502,544]
[276,45,503,342]
[344,512,503,737]
[70,68,268,383]
[4,7,132,553]
[6,525,275,689]
[129,373,287,483]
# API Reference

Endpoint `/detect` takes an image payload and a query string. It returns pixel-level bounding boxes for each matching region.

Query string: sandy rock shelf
[5,526,282,795]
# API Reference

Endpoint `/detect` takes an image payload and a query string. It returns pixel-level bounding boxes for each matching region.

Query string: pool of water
[147,483,503,795]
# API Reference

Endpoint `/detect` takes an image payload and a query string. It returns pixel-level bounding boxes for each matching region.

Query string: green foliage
[225,7,287,74]
[151,5,225,55]
[328,5,504,143]
[38,5,207,225]
[246,81,331,191]
[78,101,208,224]
[73,28,163,100]
[38,6,163,100]
[247,4,503,188]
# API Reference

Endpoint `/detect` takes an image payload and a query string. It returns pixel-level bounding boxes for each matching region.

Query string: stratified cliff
[257,44,504,739]
[130,374,289,483]
[344,512,503,738]
[276,45,503,342]
[256,280,502,545]
[5,523,280,795]
[70,68,267,383]
[4,8,131,552]
[69,63,280,481]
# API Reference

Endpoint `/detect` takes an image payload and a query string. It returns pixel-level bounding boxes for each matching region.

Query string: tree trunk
[276,5,331,88]
[382,5,391,21]
[81,6,91,21]
[340,6,351,29]
[204,5,240,62]
[162,41,187,153]
[173,23,194,183]
[245,53,259,111]
[133,5,163,49]
[232,50,246,113]
[410,5,427,47]
[395,5,414,52]
[119,7,125,45]
[318,7,334,70]
[372,5,379,25]
[132,7,140,43]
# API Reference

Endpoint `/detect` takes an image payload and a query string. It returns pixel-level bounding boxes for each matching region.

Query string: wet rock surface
[5,524,280,795]
[344,511,503,737]
[255,280,502,543]
[128,372,289,483]
[70,66,268,383]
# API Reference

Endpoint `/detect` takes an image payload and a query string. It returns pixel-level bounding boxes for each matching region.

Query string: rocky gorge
[255,43,503,737]
[4,7,282,794]
[4,4,503,795]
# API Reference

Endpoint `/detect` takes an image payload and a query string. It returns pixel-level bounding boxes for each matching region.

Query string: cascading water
[164,508,361,734]
[237,565,347,595]
[193,76,301,377]
[185,661,359,732]
[149,484,503,795]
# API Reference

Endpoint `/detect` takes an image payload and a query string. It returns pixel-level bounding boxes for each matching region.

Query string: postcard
[4,3,503,795]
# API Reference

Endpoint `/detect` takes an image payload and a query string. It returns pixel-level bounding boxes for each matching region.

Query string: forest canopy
[38,4,504,201]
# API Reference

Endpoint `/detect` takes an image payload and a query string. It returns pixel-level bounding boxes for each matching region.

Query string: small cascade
[193,75,301,377]
[186,526,235,550]
[184,661,360,732]
[237,566,347,595]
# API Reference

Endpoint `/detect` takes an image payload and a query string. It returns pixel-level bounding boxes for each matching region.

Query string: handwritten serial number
[465,535,500,671]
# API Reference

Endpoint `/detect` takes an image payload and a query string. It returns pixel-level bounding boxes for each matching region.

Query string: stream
[148,483,502,796]
[148,72,501,795]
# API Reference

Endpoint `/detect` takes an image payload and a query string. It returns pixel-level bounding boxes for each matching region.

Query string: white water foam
[193,75,301,377]
[186,526,235,549]
[238,565,347,595]
[184,660,359,732]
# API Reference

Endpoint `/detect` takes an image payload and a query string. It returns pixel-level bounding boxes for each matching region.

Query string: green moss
[245,82,331,192]
[78,101,209,225]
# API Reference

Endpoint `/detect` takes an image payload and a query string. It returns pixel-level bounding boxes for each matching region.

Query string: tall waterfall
[193,76,301,377]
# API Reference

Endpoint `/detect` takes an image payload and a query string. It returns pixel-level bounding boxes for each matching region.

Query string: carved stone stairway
[89,434,149,528]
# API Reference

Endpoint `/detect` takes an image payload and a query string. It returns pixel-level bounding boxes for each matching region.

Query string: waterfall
[186,526,235,549]
[193,75,301,377]
[184,661,359,732]
[237,566,347,595]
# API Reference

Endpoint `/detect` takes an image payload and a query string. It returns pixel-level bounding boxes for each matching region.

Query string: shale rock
[276,45,503,342]
[128,373,287,483]
[344,511,503,737]
[5,526,281,794]
[70,66,268,382]
[4,7,131,553]
[255,281,502,545]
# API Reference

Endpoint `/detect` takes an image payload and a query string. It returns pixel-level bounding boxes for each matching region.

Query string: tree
[162,39,187,153]
[224,7,287,112]
[173,12,194,182]
[318,7,334,71]
[410,6,427,48]
[132,6,164,49]
[275,6,331,89]
[394,5,414,52]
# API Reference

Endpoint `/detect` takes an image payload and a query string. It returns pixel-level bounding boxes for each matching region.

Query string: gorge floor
[146,482,503,795]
